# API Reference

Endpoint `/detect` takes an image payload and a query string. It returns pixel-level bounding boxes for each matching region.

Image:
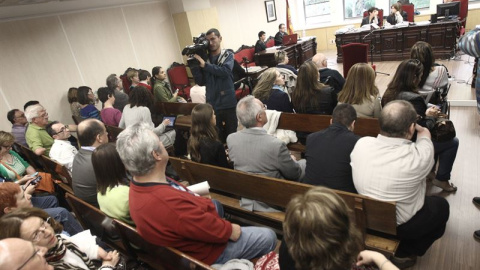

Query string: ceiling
[0,0,165,21]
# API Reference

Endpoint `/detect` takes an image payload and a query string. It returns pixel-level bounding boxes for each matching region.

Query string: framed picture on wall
[265,0,277,22]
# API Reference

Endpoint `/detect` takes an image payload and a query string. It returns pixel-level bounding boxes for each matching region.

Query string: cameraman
[191,28,238,142]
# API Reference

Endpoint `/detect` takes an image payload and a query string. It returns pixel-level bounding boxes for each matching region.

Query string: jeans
[216,108,238,143]
[31,195,59,209]
[214,227,277,264]
[43,207,84,236]
[432,137,459,181]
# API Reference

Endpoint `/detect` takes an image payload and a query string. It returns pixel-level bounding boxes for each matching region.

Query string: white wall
[0,1,182,131]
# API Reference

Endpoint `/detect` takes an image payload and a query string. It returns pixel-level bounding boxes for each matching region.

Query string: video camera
[182,33,209,68]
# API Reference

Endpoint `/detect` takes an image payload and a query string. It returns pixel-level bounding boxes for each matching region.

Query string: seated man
[46,121,78,173]
[0,182,83,236]
[255,31,267,53]
[312,53,345,94]
[106,74,129,112]
[274,23,286,46]
[116,122,276,264]
[227,96,305,181]
[72,119,109,208]
[351,101,449,268]
[0,238,52,270]
[303,104,359,193]
[7,109,28,147]
[275,50,297,75]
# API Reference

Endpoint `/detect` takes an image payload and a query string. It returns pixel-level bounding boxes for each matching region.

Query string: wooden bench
[169,157,399,256]
[154,102,200,116]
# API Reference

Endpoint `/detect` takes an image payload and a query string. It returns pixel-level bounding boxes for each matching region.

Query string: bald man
[312,53,345,94]
[72,119,109,207]
[0,238,52,270]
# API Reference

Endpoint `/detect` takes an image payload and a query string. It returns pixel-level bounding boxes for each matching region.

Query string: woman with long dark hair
[410,41,448,94]
[77,86,101,121]
[292,61,337,115]
[187,104,229,168]
[382,59,459,192]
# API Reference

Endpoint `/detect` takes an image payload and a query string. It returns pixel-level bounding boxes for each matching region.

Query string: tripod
[241,57,254,94]
[362,27,390,76]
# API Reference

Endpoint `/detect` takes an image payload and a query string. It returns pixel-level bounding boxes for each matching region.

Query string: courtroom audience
[382,59,459,192]
[72,119,109,208]
[292,61,337,115]
[138,69,152,91]
[127,69,140,91]
[303,104,359,193]
[253,68,294,113]
[92,143,133,226]
[151,66,186,103]
[67,87,81,118]
[0,208,120,269]
[188,103,230,168]
[227,96,304,181]
[25,104,53,156]
[78,86,101,121]
[275,50,298,75]
[255,31,267,53]
[279,187,398,270]
[119,86,176,147]
[351,100,449,268]
[97,87,122,127]
[106,73,129,112]
[0,238,52,270]
[46,121,77,173]
[337,63,382,118]
[7,109,28,147]
[410,41,449,95]
[116,122,277,264]
[312,53,345,93]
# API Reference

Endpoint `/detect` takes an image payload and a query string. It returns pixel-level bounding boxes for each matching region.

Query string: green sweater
[0,150,29,181]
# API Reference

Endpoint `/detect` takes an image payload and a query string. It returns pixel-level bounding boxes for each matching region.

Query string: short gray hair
[25,104,44,123]
[236,96,262,128]
[116,122,162,176]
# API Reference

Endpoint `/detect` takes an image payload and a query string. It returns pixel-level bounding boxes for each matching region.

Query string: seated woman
[337,63,382,118]
[386,3,404,25]
[92,143,133,226]
[119,86,176,147]
[78,86,101,121]
[382,59,459,192]
[98,87,122,127]
[279,186,398,270]
[151,66,186,103]
[253,68,294,113]
[0,208,120,269]
[188,104,230,168]
[361,7,379,26]
[0,131,36,185]
[410,41,449,97]
[275,51,297,75]
[67,87,81,118]
[292,61,337,115]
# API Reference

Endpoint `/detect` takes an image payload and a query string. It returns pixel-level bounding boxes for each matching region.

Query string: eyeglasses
[262,104,267,110]
[31,217,51,243]
[38,112,48,118]
[54,125,68,135]
[16,248,39,270]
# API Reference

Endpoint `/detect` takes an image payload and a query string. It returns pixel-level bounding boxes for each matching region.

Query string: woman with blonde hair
[338,63,381,118]
[187,104,229,168]
[279,186,398,270]
[253,68,294,113]
[292,61,336,115]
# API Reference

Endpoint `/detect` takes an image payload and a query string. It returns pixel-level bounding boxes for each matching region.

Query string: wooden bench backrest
[154,102,199,116]
[40,155,74,194]
[277,113,380,137]
[105,125,124,142]
[113,219,214,270]
[170,157,397,236]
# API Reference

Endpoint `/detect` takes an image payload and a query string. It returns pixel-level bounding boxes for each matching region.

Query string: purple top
[11,124,28,147]
[101,107,122,127]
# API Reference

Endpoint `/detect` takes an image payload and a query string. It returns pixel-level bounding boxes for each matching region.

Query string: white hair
[236,96,262,128]
[25,104,45,123]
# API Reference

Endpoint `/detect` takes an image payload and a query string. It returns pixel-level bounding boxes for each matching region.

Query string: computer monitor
[436,2,460,18]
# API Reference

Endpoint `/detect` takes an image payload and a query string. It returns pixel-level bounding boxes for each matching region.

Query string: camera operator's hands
[193,54,206,68]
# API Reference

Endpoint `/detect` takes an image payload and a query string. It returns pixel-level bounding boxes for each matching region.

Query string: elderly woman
[280,186,399,270]
[119,86,175,147]
[382,59,459,192]
[253,68,294,113]
[78,86,101,121]
[0,208,119,270]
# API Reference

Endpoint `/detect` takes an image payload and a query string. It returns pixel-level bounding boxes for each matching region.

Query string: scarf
[45,234,96,270]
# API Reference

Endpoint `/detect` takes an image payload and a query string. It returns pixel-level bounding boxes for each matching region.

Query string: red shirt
[129,180,231,264]
[138,82,152,91]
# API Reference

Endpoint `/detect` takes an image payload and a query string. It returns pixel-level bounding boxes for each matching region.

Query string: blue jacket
[191,51,237,111]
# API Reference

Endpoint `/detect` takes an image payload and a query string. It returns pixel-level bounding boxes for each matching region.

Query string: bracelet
[379,258,390,269]
[99,266,115,270]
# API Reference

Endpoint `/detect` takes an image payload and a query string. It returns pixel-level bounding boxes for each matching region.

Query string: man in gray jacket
[72,119,109,207]
[227,96,305,181]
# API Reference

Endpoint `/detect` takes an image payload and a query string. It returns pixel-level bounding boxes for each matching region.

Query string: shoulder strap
[0,160,22,180]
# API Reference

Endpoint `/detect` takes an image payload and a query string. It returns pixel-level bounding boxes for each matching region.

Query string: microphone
[242,57,250,64]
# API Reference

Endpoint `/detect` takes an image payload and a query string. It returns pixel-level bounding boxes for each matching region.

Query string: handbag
[0,160,55,194]
[431,118,456,142]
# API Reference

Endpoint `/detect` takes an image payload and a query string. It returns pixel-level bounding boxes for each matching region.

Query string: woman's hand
[17,174,35,185]
[426,106,439,117]
[101,250,120,267]
[162,119,171,126]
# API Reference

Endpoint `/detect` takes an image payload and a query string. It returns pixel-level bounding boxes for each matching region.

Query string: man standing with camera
[191,28,238,142]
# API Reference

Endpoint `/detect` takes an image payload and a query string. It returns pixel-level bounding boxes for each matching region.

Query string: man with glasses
[274,23,286,46]
[46,121,78,173]
[351,101,449,268]
[0,238,52,270]
[7,109,29,147]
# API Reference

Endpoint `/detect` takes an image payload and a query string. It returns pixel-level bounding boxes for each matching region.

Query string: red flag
[286,0,294,35]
